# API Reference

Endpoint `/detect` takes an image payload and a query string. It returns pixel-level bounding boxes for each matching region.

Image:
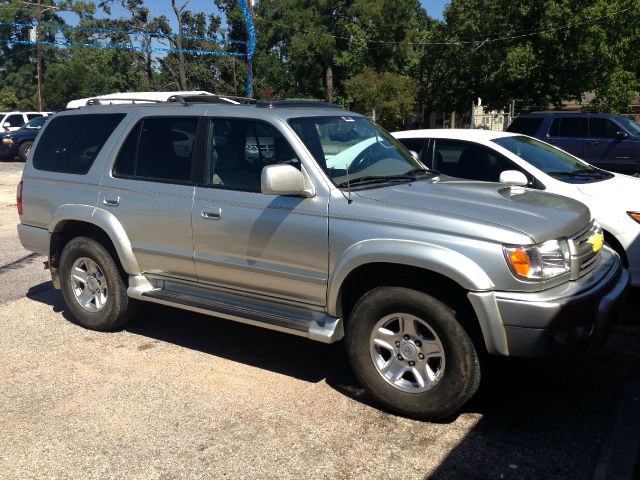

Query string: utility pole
[36,0,43,112]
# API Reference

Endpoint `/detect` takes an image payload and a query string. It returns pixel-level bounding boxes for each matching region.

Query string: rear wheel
[59,236,133,331]
[18,141,32,162]
[346,287,480,420]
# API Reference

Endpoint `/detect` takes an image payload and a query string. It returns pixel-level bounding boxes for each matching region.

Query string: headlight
[504,238,571,281]
[2,138,14,145]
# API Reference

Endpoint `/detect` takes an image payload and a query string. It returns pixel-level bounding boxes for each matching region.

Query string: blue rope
[238,0,255,97]
[0,21,248,45]
[0,38,247,56]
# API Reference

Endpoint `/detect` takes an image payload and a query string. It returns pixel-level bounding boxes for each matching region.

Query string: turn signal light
[507,248,531,277]
[627,212,640,224]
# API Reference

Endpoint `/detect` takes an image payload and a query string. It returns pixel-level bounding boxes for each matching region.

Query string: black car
[0,115,50,161]
[507,112,640,174]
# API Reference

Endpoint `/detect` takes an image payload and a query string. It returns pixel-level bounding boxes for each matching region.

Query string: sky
[60,0,447,25]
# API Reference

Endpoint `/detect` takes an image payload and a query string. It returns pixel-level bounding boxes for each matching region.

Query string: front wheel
[346,287,480,420]
[59,236,133,331]
[18,141,32,162]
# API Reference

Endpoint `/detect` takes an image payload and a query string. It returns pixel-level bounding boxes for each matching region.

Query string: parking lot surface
[0,161,638,479]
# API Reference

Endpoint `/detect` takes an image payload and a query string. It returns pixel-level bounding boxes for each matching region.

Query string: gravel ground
[0,161,638,479]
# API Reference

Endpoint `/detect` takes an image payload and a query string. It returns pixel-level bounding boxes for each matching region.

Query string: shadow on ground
[27,282,640,480]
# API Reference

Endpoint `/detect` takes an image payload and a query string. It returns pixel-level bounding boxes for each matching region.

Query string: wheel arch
[603,229,629,268]
[328,240,496,352]
[49,205,141,276]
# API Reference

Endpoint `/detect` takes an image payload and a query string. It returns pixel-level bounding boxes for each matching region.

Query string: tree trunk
[324,57,334,103]
[172,0,189,90]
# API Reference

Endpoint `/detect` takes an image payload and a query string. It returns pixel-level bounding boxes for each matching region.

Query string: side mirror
[1,123,9,129]
[616,131,628,140]
[409,150,419,161]
[499,170,528,186]
[261,164,307,196]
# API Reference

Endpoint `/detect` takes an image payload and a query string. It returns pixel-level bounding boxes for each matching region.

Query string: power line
[255,5,633,47]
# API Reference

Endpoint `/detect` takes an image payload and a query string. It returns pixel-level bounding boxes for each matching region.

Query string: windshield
[492,135,613,182]
[616,116,640,135]
[288,116,428,187]
[21,116,48,129]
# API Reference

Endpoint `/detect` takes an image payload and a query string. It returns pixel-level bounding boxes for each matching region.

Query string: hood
[354,177,591,243]
[576,173,640,204]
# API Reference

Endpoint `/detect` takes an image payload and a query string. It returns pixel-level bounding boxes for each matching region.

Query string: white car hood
[576,174,639,204]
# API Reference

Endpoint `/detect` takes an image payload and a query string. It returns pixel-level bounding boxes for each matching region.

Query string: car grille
[569,221,602,280]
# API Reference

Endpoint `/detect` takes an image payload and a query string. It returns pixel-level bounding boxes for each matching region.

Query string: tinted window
[506,117,543,136]
[114,117,197,183]
[27,114,43,120]
[22,116,48,129]
[397,138,428,163]
[549,117,588,137]
[33,114,125,174]
[4,114,24,128]
[206,119,299,192]
[434,139,520,182]
[589,118,619,138]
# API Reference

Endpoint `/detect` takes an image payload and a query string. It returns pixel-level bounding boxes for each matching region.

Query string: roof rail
[255,100,341,109]
[529,110,592,115]
[85,97,164,106]
[167,94,257,105]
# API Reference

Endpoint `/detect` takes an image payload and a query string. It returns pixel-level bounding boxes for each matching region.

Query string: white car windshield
[288,116,430,187]
[492,135,613,183]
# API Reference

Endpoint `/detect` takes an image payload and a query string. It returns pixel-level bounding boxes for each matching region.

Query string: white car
[0,111,52,132]
[393,129,640,286]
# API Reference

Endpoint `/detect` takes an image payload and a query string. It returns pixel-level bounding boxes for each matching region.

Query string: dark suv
[507,112,640,174]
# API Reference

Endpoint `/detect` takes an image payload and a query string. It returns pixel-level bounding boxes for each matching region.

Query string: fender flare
[326,239,494,317]
[49,204,141,275]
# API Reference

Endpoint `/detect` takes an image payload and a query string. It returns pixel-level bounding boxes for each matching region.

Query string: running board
[139,288,343,344]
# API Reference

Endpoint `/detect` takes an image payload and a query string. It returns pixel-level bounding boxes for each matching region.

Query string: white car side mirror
[499,170,528,186]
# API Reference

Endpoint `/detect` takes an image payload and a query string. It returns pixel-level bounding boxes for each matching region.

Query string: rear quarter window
[33,113,125,174]
[506,117,543,136]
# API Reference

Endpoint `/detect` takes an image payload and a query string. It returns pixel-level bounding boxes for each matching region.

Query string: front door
[585,117,636,173]
[192,118,329,306]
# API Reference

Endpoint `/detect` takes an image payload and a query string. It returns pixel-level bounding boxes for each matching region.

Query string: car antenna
[345,163,353,204]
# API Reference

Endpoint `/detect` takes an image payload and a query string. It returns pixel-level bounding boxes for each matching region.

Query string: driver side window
[206,119,300,192]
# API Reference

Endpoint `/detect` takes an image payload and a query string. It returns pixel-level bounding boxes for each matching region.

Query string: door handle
[103,195,120,207]
[201,208,222,220]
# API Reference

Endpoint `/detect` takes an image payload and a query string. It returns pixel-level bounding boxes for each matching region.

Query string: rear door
[545,116,588,159]
[99,115,201,281]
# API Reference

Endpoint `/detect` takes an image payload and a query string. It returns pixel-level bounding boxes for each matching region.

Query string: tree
[343,68,418,129]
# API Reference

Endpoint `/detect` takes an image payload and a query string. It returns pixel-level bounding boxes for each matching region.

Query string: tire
[18,141,32,162]
[346,287,481,420]
[59,236,133,331]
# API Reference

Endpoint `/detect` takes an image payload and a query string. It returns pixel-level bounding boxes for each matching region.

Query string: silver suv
[17,96,629,420]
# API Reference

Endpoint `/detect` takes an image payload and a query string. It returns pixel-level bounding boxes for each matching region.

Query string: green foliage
[0,0,638,123]
[344,68,418,129]
[0,87,18,109]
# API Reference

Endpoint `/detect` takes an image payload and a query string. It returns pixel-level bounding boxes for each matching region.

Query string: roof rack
[255,100,340,109]
[83,93,257,107]
[167,94,257,105]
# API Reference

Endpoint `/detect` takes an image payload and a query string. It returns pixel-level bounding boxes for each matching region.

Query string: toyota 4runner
[17,95,630,420]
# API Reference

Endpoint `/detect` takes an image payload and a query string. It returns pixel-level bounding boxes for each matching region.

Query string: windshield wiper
[335,174,415,188]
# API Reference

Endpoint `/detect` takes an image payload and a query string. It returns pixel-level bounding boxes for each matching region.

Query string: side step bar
[139,288,344,344]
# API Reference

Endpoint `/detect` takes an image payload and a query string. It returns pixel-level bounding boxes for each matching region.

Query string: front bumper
[469,248,629,358]
[0,143,18,159]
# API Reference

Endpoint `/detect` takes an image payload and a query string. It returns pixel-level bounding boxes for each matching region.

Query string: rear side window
[506,117,543,136]
[548,117,588,137]
[26,114,42,120]
[33,114,125,174]
[114,117,198,183]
